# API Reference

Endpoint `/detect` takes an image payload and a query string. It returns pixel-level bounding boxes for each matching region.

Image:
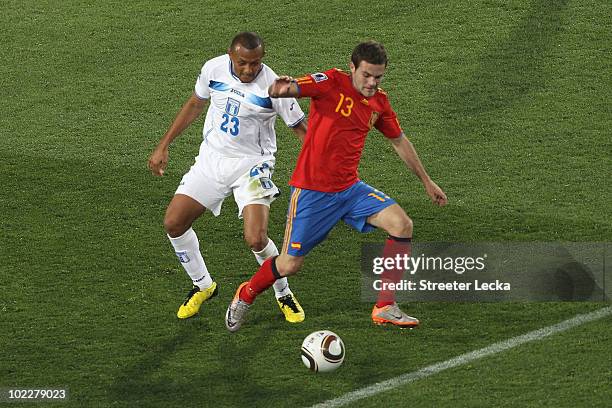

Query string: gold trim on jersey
[296,76,313,84]
[282,188,302,254]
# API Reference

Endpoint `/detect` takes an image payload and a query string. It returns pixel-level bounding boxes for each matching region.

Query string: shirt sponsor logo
[230,88,245,97]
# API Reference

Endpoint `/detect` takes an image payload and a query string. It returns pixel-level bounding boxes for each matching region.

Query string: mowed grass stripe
[309,306,612,408]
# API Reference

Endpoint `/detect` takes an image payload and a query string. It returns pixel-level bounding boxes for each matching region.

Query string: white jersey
[194,54,304,158]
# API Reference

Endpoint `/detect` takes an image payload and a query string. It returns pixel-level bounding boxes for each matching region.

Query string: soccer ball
[301,330,345,372]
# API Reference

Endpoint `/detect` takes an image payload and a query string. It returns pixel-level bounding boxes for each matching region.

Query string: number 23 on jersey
[220,113,239,136]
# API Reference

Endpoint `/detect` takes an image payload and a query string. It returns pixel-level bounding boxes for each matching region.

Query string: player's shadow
[431,0,570,122]
[108,314,290,407]
[108,321,208,404]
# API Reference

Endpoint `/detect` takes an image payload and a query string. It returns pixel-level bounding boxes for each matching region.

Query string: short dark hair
[351,41,388,68]
[230,32,264,52]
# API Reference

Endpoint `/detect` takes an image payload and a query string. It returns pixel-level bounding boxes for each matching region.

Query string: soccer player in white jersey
[148,32,307,322]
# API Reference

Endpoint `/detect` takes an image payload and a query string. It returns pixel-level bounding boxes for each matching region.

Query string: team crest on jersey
[311,72,328,83]
[368,111,380,129]
[226,97,241,116]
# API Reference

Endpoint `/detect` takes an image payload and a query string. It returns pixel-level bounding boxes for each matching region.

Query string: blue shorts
[281,181,396,256]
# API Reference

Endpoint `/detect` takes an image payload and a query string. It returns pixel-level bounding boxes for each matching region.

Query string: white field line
[308,306,612,408]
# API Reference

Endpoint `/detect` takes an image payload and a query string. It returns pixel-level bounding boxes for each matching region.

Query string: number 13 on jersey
[335,92,353,117]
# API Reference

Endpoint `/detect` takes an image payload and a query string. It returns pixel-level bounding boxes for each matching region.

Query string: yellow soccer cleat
[177,282,218,319]
[276,293,305,323]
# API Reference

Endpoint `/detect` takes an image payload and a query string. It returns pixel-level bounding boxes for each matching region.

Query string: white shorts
[175,149,280,217]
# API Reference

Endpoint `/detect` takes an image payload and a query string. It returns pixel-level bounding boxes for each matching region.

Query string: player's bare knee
[276,256,303,277]
[244,230,268,252]
[389,215,413,238]
[401,216,413,238]
[278,264,299,277]
[163,214,190,238]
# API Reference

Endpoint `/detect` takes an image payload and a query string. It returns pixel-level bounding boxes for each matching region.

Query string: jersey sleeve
[272,97,305,128]
[194,62,210,99]
[375,99,403,139]
[295,69,336,98]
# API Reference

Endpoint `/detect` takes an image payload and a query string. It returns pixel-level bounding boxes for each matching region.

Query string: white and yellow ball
[301,330,345,373]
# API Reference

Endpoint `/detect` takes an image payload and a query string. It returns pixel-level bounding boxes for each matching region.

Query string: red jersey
[289,68,402,192]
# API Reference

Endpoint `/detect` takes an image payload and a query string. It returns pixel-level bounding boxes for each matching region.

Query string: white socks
[168,228,213,290]
[252,238,292,298]
[169,230,290,298]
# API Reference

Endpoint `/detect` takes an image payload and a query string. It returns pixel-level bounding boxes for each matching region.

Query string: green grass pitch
[0,0,610,407]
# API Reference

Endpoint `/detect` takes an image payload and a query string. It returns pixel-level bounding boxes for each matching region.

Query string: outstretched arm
[269,76,300,98]
[390,134,448,206]
[148,94,208,176]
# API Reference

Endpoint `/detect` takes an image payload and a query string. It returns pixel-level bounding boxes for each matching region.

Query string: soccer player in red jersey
[226,41,448,332]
